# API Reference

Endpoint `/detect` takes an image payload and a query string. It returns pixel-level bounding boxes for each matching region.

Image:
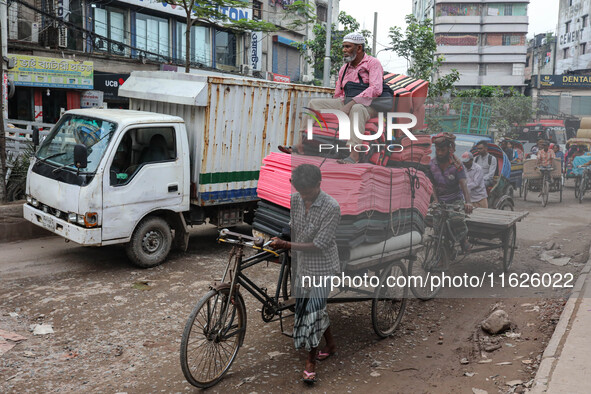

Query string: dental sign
[117,0,252,21]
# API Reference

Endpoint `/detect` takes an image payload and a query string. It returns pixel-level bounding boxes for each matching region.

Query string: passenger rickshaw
[572,155,591,202]
[522,158,563,207]
[565,138,591,179]
[470,143,514,210]
[507,140,524,196]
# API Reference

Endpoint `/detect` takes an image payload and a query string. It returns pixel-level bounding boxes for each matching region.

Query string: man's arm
[459,178,473,214]
[484,157,497,184]
[334,65,346,99]
[352,57,384,107]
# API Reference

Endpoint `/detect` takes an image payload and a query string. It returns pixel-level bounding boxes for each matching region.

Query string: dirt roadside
[1,183,590,393]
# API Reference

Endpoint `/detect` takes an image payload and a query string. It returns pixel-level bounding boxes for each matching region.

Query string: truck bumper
[23,204,102,245]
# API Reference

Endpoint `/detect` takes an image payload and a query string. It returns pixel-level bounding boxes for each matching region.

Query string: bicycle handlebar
[219,229,265,247]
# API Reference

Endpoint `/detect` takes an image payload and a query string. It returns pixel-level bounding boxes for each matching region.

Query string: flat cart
[179,229,418,388]
[412,205,529,300]
[466,208,530,272]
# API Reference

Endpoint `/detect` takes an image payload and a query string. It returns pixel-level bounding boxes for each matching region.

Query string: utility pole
[0,0,8,202]
[322,0,333,87]
[372,12,378,56]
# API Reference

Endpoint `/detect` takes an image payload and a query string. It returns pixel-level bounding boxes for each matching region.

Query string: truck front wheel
[126,216,172,268]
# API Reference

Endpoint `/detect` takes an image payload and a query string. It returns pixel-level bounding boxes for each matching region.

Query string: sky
[338,0,561,74]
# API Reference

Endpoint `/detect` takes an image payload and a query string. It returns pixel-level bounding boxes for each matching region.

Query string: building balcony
[482,24,528,33]
[481,45,527,55]
[437,45,480,54]
[482,16,528,25]
[438,53,481,63]
[436,16,481,25]
[481,75,526,86]
[481,54,527,63]
[434,24,481,34]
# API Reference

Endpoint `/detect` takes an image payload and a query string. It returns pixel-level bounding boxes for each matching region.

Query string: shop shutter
[272,42,300,81]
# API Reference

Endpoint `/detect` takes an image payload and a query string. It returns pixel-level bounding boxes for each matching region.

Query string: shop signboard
[251,32,262,71]
[539,74,591,88]
[117,0,251,21]
[81,90,104,108]
[94,72,130,102]
[7,54,93,89]
[272,73,290,83]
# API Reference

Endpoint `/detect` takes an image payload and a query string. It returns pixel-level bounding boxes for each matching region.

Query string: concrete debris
[32,324,54,335]
[481,310,512,335]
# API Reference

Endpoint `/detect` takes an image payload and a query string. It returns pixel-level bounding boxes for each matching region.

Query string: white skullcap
[343,32,365,45]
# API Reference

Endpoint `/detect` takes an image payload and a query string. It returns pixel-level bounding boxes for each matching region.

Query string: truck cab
[24,109,190,267]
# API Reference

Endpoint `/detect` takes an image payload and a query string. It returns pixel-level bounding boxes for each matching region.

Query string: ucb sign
[94,72,130,102]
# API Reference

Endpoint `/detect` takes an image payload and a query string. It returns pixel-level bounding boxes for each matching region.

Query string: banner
[251,32,262,71]
[539,74,591,89]
[7,54,93,89]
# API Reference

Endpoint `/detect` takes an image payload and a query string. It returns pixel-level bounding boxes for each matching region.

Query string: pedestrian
[474,140,498,187]
[279,32,387,163]
[461,151,488,208]
[270,164,340,384]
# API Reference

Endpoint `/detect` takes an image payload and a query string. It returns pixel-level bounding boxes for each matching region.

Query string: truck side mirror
[32,126,39,147]
[74,144,88,169]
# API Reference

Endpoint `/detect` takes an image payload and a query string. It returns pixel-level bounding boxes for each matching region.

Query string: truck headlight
[84,212,98,227]
[77,215,85,226]
[31,198,39,208]
[26,195,32,204]
[68,212,78,222]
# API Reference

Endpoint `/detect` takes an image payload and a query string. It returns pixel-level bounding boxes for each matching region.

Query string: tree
[292,12,371,83]
[455,86,533,136]
[388,15,459,97]
[161,0,314,73]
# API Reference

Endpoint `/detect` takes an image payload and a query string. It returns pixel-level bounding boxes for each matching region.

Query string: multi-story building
[413,0,530,91]
[6,0,339,124]
[555,0,591,75]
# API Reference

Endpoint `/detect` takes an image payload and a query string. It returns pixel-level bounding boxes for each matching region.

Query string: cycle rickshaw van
[565,138,591,179]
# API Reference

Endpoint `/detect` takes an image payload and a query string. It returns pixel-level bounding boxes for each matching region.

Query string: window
[564,48,569,59]
[93,7,126,55]
[136,13,169,60]
[566,21,571,33]
[501,34,524,46]
[436,3,480,17]
[512,63,525,76]
[215,29,238,69]
[316,4,327,23]
[176,23,212,66]
[504,4,513,16]
[253,1,262,20]
[479,64,487,76]
[487,3,527,16]
[436,33,479,46]
[583,15,589,27]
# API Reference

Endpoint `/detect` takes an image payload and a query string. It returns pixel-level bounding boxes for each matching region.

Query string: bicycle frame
[217,233,293,321]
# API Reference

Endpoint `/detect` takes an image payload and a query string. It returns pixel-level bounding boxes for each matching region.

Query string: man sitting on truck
[278,32,386,164]
[474,140,498,187]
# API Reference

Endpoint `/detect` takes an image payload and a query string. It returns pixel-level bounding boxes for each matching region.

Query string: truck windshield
[36,114,117,173]
[547,127,567,145]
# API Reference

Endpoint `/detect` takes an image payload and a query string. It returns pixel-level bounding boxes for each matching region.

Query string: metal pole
[372,12,378,57]
[322,0,333,87]
[0,0,7,202]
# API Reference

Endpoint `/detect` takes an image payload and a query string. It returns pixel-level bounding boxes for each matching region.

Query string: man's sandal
[302,370,317,384]
[317,350,336,361]
[278,145,293,154]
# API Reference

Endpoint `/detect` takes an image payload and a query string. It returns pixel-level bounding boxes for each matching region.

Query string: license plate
[42,215,55,230]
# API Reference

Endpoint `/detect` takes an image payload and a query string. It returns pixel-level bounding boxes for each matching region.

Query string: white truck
[23,71,331,267]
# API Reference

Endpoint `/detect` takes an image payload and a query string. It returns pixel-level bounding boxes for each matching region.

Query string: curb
[0,202,52,243]
[529,245,591,393]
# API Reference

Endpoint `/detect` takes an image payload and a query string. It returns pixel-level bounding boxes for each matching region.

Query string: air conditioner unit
[58,25,68,48]
[240,64,252,76]
[17,20,40,43]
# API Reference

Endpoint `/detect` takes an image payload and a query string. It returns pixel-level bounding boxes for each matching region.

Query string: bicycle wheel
[502,225,517,272]
[578,174,586,203]
[280,253,293,307]
[523,179,528,201]
[541,177,549,207]
[371,261,408,338]
[180,288,247,388]
[575,177,581,199]
[409,233,444,301]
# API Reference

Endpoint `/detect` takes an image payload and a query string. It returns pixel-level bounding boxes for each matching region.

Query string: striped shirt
[291,190,341,276]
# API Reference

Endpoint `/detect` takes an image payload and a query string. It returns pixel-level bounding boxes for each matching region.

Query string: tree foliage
[292,12,371,83]
[388,15,459,97]
[454,86,533,136]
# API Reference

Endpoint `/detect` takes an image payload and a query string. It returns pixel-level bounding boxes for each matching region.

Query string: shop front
[93,71,131,109]
[7,54,93,124]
